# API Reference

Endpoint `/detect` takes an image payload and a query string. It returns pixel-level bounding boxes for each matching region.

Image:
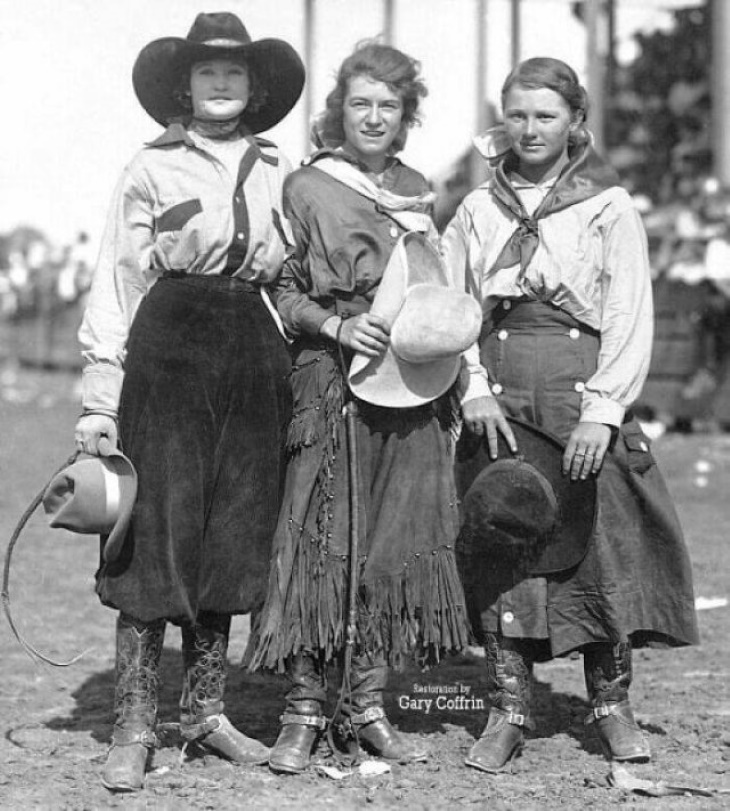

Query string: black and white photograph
[0,0,728,807]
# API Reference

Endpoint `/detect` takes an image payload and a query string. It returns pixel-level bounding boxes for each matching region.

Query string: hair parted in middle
[502,57,588,120]
[172,55,268,117]
[314,39,428,153]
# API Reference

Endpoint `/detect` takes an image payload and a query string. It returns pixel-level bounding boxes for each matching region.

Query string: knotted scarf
[488,140,620,279]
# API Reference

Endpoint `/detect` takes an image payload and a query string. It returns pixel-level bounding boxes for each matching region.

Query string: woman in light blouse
[442,57,698,774]
[74,12,303,792]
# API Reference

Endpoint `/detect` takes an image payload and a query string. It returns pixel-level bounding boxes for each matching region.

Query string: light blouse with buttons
[443,174,653,427]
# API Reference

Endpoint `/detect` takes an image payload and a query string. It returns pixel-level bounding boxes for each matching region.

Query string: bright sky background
[1,0,700,249]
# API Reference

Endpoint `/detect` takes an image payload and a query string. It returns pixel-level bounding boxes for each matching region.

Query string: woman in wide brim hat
[443,57,698,774]
[246,40,471,777]
[73,11,304,793]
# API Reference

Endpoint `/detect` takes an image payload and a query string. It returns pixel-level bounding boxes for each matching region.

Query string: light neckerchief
[311,153,437,237]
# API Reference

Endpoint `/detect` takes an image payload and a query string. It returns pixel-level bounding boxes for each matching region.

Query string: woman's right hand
[462,395,517,459]
[74,414,118,456]
[335,313,391,357]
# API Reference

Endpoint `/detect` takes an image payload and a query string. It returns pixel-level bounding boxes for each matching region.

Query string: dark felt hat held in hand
[457,418,597,575]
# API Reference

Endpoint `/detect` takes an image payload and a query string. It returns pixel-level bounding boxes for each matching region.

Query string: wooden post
[585,0,609,154]
[303,0,316,154]
[471,0,490,187]
[712,0,730,185]
[511,0,521,68]
[383,0,395,45]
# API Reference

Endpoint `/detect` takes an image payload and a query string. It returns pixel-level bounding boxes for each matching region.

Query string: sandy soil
[1,366,729,809]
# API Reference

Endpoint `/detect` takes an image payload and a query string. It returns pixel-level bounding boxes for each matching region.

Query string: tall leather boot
[179,612,269,765]
[465,633,533,773]
[101,612,165,792]
[584,641,650,762]
[269,652,328,774]
[341,651,428,763]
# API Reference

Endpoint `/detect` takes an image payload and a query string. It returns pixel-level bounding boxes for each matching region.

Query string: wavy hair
[315,40,427,153]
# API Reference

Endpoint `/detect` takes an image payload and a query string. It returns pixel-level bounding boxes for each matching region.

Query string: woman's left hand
[563,421,612,481]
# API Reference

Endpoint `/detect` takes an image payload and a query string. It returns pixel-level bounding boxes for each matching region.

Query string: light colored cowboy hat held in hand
[348,231,483,408]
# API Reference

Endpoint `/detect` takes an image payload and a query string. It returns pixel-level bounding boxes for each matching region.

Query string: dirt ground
[1,363,729,810]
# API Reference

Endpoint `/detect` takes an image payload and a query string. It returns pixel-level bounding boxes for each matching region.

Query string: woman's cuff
[580,393,625,427]
[81,364,123,415]
[458,367,493,405]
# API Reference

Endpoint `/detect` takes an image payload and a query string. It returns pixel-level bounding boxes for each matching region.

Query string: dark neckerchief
[488,141,620,279]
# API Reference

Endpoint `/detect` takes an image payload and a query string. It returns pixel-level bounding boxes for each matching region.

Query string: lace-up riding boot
[101,613,165,793]
[269,652,328,774]
[179,612,269,765]
[584,641,650,762]
[342,651,427,763]
[465,633,533,773]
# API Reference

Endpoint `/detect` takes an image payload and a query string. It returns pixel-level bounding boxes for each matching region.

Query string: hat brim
[100,449,137,564]
[457,417,596,574]
[44,447,137,564]
[350,350,462,408]
[132,37,305,132]
[348,233,476,408]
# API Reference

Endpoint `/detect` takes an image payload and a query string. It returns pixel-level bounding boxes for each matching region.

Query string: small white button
[639,441,649,452]
[492,383,503,395]
[503,300,512,310]
[497,329,508,341]
[574,381,585,393]
[569,328,580,340]
[502,611,514,624]
[389,225,399,238]
[236,232,245,240]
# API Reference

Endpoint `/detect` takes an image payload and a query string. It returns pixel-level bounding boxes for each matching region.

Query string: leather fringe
[248,517,470,673]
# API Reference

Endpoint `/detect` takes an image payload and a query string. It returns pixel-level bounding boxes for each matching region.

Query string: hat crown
[186,12,252,47]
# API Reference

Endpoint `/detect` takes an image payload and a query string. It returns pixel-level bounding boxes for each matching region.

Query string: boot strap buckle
[280,712,327,730]
[350,706,385,726]
[586,704,613,724]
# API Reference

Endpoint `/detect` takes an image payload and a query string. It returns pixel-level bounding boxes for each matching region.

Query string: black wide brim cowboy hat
[456,417,597,575]
[132,12,305,133]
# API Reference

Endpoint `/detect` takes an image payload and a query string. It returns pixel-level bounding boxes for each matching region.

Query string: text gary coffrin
[398,682,485,714]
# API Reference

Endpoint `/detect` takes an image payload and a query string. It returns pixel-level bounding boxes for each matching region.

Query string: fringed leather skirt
[248,342,470,672]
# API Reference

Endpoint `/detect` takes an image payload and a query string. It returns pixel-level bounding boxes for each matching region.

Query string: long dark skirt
[456,300,699,659]
[248,345,470,672]
[96,274,292,623]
